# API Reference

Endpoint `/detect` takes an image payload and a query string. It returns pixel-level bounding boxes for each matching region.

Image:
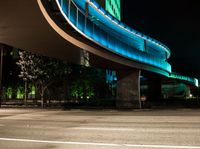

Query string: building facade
[95,0,120,92]
[96,0,121,20]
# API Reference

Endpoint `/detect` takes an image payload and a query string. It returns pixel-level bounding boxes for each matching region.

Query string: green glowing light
[29,85,36,95]
[106,0,121,20]
[6,87,13,99]
[170,72,199,87]
[16,86,24,99]
[95,0,121,20]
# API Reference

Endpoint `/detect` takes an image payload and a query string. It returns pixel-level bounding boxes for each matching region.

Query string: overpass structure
[0,0,198,108]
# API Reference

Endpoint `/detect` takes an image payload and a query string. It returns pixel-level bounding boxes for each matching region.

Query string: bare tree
[16,51,38,106]
[17,50,71,108]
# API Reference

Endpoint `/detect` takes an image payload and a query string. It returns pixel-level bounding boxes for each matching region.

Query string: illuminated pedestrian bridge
[53,0,171,75]
[0,0,198,108]
[47,0,197,86]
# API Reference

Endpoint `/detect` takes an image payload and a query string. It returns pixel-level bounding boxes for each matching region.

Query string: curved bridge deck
[0,0,198,89]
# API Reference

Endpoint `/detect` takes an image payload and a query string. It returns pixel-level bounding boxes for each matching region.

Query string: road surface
[0,108,200,149]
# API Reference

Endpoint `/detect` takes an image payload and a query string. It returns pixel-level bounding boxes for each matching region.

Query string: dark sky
[121,0,200,78]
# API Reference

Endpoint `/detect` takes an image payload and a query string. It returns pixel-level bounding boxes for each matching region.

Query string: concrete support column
[80,49,90,67]
[116,69,141,109]
[147,76,162,102]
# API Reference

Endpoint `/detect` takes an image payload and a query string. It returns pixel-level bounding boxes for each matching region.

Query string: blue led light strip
[76,0,171,59]
[170,73,199,87]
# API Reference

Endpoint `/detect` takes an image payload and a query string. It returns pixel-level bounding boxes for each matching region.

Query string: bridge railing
[88,0,170,60]
[55,0,171,74]
[170,72,199,87]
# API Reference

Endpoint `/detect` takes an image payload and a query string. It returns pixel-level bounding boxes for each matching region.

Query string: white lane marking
[71,127,197,133]
[0,138,200,148]
[72,127,135,131]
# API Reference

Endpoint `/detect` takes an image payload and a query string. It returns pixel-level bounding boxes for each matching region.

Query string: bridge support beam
[116,69,141,109]
[147,75,162,102]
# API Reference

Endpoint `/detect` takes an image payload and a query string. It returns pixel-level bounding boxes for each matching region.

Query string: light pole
[0,45,3,107]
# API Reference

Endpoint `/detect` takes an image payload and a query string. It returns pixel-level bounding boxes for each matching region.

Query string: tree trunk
[34,84,39,105]
[64,77,69,103]
[41,89,44,108]
[46,88,51,106]
[24,81,28,106]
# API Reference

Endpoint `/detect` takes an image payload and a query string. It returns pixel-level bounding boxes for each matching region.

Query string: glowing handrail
[170,73,199,87]
[74,0,171,59]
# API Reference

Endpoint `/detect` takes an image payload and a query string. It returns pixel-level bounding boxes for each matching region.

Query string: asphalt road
[0,108,200,149]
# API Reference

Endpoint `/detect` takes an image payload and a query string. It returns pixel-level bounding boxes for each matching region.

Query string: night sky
[121,0,200,78]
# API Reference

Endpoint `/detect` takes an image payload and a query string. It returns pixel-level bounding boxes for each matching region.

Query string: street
[0,108,200,149]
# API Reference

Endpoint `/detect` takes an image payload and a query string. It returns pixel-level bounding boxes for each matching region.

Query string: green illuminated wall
[96,0,121,20]
[106,0,121,20]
